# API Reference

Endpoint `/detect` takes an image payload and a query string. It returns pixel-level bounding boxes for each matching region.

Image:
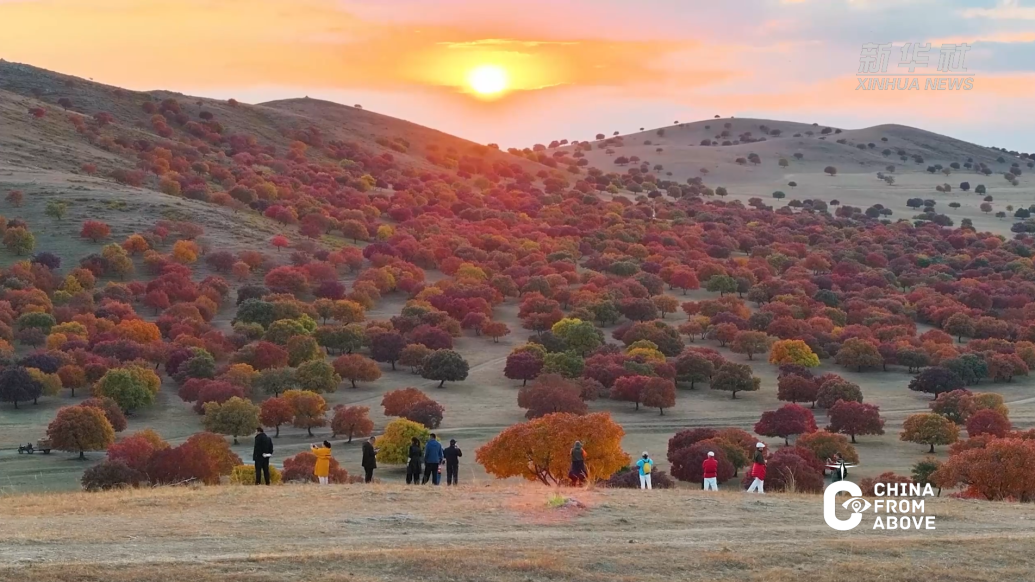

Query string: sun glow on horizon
[467,64,509,97]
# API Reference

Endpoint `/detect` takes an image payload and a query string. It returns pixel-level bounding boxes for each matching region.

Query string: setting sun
[467,64,508,96]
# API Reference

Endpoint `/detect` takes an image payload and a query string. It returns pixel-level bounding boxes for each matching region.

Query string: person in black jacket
[253,427,274,485]
[361,436,378,483]
[406,437,422,485]
[443,439,462,486]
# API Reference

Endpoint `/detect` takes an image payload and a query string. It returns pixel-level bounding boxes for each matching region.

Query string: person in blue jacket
[635,451,655,490]
[422,433,444,485]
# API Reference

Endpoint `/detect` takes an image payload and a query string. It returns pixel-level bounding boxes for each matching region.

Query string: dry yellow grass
[2,483,1035,581]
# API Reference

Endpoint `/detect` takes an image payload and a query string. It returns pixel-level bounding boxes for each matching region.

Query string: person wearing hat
[702,451,719,491]
[746,442,767,494]
[635,451,655,490]
[443,438,463,486]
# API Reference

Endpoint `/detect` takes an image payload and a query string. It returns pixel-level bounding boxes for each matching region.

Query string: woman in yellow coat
[311,441,333,485]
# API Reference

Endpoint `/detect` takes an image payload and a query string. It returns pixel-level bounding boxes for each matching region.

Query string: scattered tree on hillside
[420,350,469,388]
[477,412,629,485]
[754,404,818,445]
[827,400,885,443]
[330,405,374,441]
[900,413,959,453]
[47,406,115,459]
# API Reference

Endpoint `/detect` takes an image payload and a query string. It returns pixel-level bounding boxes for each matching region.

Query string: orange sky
[1,0,1033,149]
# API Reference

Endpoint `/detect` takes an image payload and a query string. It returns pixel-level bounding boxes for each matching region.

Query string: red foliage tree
[826,400,885,443]
[145,441,220,485]
[270,235,290,252]
[764,447,825,493]
[777,374,819,407]
[80,221,111,242]
[610,375,651,410]
[252,341,290,370]
[369,331,407,370]
[517,374,588,419]
[402,399,445,429]
[259,396,294,437]
[504,351,544,386]
[330,405,374,441]
[754,404,818,445]
[382,387,431,416]
[934,438,1035,501]
[107,431,168,473]
[79,397,128,433]
[191,381,245,414]
[965,409,1011,438]
[642,377,676,415]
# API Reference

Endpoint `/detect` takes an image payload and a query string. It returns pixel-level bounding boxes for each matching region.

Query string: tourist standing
[702,451,719,491]
[406,437,423,485]
[569,441,588,486]
[443,439,463,486]
[361,436,378,483]
[746,442,767,494]
[422,433,444,485]
[311,441,333,485]
[253,427,273,486]
[636,452,654,490]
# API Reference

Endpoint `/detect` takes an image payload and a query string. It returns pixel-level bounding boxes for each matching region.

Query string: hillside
[1,484,1032,582]
[572,118,1033,237]
[2,60,1035,506]
[0,60,528,177]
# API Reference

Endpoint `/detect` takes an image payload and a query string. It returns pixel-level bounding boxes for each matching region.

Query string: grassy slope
[2,62,1035,495]
[2,484,1034,582]
[573,118,1033,237]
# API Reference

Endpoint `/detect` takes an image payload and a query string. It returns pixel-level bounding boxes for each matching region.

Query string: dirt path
[2,484,1033,582]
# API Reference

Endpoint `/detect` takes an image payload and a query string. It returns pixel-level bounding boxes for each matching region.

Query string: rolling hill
[1,60,1034,498]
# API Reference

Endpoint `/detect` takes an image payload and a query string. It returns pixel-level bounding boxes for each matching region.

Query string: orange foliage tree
[113,319,161,343]
[934,438,1035,501]
[283,389,327,437]
[476,412,629,485]
[80,221,111,242]
[768,339,820,367]
[331,354,382,388]
[381,387,431,416]
[259,396,293,437]
[330,405,374,442]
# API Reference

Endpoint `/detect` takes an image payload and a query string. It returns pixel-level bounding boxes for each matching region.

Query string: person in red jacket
[746,442,767,494]
[702,451,719,491]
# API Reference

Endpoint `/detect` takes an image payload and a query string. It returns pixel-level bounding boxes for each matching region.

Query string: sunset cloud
[0,0,723,96]
[0,0,1031,150]
[961,0,1035,20]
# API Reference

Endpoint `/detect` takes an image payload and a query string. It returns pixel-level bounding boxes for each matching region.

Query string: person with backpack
[636,452,654,490]
[746,442,767,494]
[569,441,588,486]
[443,439,463,486]
[702,451,719,491]
[406,437,423,485]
